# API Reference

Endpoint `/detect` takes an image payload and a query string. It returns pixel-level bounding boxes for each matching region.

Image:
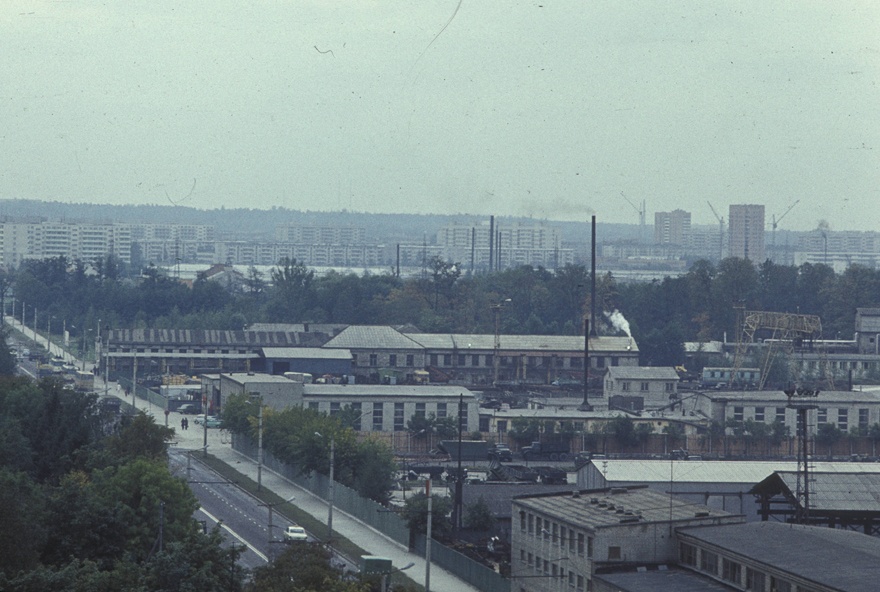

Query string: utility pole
[425,479,433,592]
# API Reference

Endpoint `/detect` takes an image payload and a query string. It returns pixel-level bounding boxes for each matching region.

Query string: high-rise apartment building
[654,209,691,246]
[728,204,765,262]
[437,221,573,270]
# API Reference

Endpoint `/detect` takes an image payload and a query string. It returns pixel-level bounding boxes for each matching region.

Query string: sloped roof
[678,521,880,592]
[322,325,424,350]
[585,459,880,485]
[751,471,880,513]
[607,366,679,380]
[407,333,638,353]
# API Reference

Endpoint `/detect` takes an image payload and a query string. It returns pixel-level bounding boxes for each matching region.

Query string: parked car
[283,525,308,542]
[177,403,200,414]
[205,417,223,428]
[193,415,220,426]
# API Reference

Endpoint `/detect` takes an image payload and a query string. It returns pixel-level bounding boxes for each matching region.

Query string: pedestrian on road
[184,418,189,430]
[181,418,186,431]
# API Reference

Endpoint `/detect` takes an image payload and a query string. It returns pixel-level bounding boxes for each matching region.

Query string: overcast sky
[2,1,877,231]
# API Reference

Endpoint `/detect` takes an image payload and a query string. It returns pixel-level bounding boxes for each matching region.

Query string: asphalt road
[168,447,307,571]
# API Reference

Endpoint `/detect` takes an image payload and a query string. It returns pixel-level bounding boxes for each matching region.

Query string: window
[607,546,621,560]
[485,354,493,368]
[459,406,468,431]
[838,408,848,431]
[520,512,526,531]
[406,354,414,366]
[527,552,533,566]
[369,353,378,367]
[389,354,397,366]
[679,543,697,566]
[443,354,452,366]
[745,567,765,591]
[458,354,466,366]
[571,357,582,368]
[308,402,319,410]
[665,382,674,392]
[860,408,870,430]
[621,381,630,392]
[577,533,585,556]
[700,550,718,574]
[527,514,534,534]
[472,354,480,366]
[330,402,340,416]
[430,354,438,366]
[587,536,593,558]
[755,407,765,422]
[520,549,525,564]
[817,408,827,424]
[372,405,383,431]
[576,575,584,592]
[415,403,426,418]
[560,526,567,548]
[776,407,786,423]
[733,406,744,422]
[721,558,741,584]
[769,576,792,592]
[351,403,363,430]
[394,403,405,431]
[640,382,649,391]
[437,403,447,418]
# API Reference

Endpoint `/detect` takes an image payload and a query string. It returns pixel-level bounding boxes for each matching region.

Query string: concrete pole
[425,479,433,592]
[328,436,335,542]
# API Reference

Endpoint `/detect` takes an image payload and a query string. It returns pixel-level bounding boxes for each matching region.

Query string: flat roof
[221,373,298,385]
[303,384,477,398]
[261,347,351,360]
[584,459,880,485]
[678,521,880,592]
[700,390,880,404]
[514,487,735,528]
[595,567,734,592]
[607,366,679,380]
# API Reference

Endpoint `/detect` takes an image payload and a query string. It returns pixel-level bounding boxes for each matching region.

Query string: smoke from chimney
[605,309,632,337]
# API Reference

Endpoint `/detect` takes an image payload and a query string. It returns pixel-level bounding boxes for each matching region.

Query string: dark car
[488,444,513,462]
[177,403,201,414]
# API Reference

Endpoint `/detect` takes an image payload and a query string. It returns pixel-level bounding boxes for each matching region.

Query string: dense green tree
[401,492,453,538]
[464,496,496,531]
[0,468,47,576]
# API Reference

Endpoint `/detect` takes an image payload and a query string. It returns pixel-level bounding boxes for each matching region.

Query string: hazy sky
[2,1,877,231]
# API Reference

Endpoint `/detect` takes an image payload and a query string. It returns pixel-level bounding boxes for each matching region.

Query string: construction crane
[770,200,800,260]
[620,192,646,244]
[707,201,724,261]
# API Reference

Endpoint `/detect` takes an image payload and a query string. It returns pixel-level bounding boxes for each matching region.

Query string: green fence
[232,436,510,592]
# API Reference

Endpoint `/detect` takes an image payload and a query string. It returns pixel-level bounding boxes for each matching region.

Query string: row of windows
[614,381,675,392]
[518,550,590,591]
[112,347,252,355]
[308,401,461,432]
[681,542,802,592]
[520,512,592,558]
[732,406,872,430]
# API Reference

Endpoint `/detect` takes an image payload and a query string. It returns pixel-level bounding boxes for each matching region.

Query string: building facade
[728,204,765,262]
[654,210,691,246]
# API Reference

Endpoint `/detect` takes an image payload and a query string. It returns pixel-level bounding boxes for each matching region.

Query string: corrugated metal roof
[607,366,679,380]
[322,326,424,350]
[678,522,880,592]
[702,390,880,404]
[407,333,638,353]
[514,488,734,528]
[586,459,880,485]
[770,471,880,513]
[261,347,351,360]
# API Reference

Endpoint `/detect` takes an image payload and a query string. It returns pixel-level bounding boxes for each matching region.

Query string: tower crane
[620,192,646,244]
[770,200,800,259]
[707,201,724,261]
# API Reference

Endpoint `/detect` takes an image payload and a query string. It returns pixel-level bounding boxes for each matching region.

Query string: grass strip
[197,453,424,592]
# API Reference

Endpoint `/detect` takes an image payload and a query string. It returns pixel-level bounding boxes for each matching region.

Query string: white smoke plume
[605,309,632,337]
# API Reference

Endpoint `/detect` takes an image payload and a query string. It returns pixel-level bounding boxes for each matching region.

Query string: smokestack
[489,215,495,273]
[591,215,597,336]
[581,319,592,410]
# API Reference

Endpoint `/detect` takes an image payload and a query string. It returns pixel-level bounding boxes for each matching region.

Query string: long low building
[101,324,640,388]
[202,371,480,434]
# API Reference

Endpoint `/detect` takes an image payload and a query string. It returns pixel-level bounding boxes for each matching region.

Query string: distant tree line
[8,254,880,368]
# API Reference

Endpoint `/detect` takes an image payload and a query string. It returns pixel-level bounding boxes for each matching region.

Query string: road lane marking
[198,506,268,562]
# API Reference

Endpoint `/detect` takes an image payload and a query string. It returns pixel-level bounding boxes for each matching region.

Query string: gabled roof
[751,471,880,513]
[606,366,679,380]
[322,325,423,350]
[407,333,638,353]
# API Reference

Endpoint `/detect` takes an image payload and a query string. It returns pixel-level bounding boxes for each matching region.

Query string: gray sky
[2,1,878,231]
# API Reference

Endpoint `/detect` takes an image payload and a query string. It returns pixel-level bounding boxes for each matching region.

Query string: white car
[283,525,308,542]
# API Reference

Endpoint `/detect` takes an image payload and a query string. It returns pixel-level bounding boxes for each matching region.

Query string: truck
[436,440,489,462]
[74,371,95,392]
[521,434,571,461]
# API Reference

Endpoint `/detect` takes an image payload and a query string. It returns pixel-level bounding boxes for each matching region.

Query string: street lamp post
[260,494,296,553]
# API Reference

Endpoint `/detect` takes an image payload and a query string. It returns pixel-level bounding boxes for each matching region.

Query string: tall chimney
[489,215,495,273]
[591,215,597,336]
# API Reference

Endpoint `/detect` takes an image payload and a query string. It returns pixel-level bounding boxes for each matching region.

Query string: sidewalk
[169,416,479,592]
[5,316,481,591]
